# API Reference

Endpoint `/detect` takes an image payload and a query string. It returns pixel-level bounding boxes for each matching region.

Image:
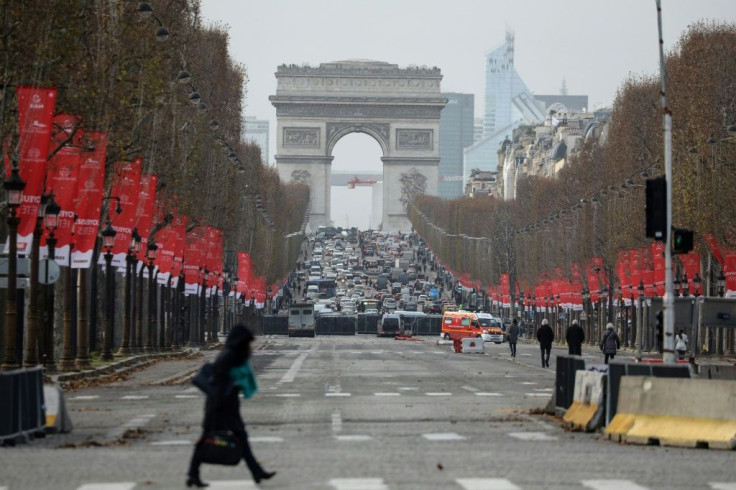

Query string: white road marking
[521,381,537,385]
[508,432,558,441]
[77,484,136,490]
[423,432,466,441]
[335,435,373,441]
[207,481,257,489]
[150,440,192,446]
[250,436,284,443]
[398,387,419,391]
[456,478,521,490]
[374,392,400,396]
[279,345,316,383]
[709,485,736,490]
[180,386,199,393]
[582,480,650,490]
[272,393,301,397]
[326,392,351,397]
[329,478,388,490]
[474,392,503,396]
[425,392,452,396]
[68,395,99,400]
[534,388,555,392]
[525,393,551,397]
[120,395,148,400]
[175,395,200,399]
[462,385,479,392]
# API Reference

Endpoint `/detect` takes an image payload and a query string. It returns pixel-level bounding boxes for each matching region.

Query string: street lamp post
[1,167,25,370]
[119,228,140,355]
[144,241,158,353]
[100,222,117,361]
[42,196,61,371]
[637,281,645,360]
[582,288,591,345]
[23,194,48,367]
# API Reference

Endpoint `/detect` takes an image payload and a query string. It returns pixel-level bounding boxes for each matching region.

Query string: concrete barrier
[555,355,587,411]
[605,376,736,449]
[43,385,73,434]
[563,371,607,432]
[460,337,484,353]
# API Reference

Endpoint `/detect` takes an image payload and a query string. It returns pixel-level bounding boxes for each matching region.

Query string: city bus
[305,278,337,298]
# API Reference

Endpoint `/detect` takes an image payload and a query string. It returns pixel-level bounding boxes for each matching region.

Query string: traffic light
[672,228,694,254]
[645,177,667,241]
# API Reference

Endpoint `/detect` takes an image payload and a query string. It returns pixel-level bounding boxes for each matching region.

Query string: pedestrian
[675,329,689,360]
[565,319,585,356]
[600,322,620,364]
[536,318,554,367]
[507,318,519,357]
[187,324,276,487]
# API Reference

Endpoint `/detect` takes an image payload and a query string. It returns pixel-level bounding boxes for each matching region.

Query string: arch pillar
[274,155,334,228]
[382,157,439,232]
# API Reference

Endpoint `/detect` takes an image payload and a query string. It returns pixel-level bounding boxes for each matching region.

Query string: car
[382,298,397,311]
[423,302,443,314]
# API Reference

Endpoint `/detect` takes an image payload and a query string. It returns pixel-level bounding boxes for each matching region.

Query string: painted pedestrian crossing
[7,479,733,489]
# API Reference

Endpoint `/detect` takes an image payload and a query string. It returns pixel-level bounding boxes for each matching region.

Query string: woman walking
[600,323,621,364]
[187,324,276,487]
[507,319,520,358]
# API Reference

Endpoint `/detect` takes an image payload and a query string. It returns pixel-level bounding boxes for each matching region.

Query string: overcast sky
[199,0,736,228]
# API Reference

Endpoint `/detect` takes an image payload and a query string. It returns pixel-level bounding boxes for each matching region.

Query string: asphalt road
[1,336,734,490]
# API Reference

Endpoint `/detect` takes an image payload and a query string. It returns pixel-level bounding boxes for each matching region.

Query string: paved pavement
[2,335,735,490]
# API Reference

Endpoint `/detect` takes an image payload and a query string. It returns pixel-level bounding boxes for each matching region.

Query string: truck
[288,302,316,337]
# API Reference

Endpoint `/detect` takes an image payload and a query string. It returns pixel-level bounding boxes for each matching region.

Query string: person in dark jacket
[600,322,621,364]
[536,318,554,367]
[507,318,520,357]
[565,319,585,356]
[187,324,276,487]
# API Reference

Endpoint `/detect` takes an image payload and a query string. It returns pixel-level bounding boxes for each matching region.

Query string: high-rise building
[243,116,269,164]
[439,93,474,199]
[464,32,545,179]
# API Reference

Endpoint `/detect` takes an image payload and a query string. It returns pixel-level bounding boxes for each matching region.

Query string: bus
[305,278,337,298]
[358,298,380,313]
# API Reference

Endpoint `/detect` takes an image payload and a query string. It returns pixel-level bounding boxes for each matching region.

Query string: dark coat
[565,324,585,350]
[536,324,554,348]
[202,325,254,432]
[601,329,620,355]
[507,323,519,343]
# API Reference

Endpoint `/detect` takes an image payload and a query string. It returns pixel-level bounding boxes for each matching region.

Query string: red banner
[71,131,107,268]
[133,173,157,264]
[9,87,57,254]
[725,253,736,297]
[183,227,205,294]
[204,227,223,287]
[41,145,81,265]
[652,242,666,297]
[237,252,251,295]
[704,233,724,267]
[101,158,142,267]
[679,252,702,295]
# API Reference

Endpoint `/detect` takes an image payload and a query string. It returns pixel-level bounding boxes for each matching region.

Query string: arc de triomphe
[270,60,447,231]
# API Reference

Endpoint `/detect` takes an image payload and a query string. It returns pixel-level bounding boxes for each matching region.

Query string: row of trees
[0,0,308,284]
[409,21,736,293]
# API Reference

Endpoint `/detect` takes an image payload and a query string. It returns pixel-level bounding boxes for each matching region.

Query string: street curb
[47,349,204,384]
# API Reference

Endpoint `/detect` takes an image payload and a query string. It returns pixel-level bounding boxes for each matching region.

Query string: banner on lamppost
[167,213,186,287]
[71,131,107,268]
[99,158,142,268]
[40,144,81,265]
[237,252,251,296]
[5,86,57,254]
[183,227,204,295]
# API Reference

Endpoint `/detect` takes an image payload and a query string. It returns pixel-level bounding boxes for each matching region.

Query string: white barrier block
[461,338,485,353]
[44,385,73,433]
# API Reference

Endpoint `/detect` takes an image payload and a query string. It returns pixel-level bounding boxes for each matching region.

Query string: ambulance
[441,311,483,340]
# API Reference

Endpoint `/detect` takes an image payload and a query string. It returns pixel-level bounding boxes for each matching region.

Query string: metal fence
[0,366,45,444]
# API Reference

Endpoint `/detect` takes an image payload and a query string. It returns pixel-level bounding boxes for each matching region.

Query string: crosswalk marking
[120,395,148,400]
[508,432,558,441]
[77,484,136,490]
[524,393,550,397]
[68,395,100,400]
[425,392,452,396]
[272,393,301,397]
[329,478,388,490]
[456,478,521,490]
[207,481,257,489]
[150,440,192,446]
[710,485,736,490]
[474,392,503,396]
[250,436,284,443]
[422,432,466,441]
[374,392,400,396]
[326,392,351,397]
[582,480,649,490]
[174,395,200,399]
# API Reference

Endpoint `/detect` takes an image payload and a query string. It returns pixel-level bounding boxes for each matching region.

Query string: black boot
[186,475,209,488]
[254,470,276,483]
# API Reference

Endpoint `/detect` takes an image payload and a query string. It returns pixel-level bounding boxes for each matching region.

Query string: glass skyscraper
[464,32,545,180]
[244,116,270,165]
[439,93,474,198]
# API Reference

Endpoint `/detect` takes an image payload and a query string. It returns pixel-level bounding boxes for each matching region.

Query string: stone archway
[270,60,447,231]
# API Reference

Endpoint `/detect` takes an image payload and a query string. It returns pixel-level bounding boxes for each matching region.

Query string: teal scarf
[230,361,259,399]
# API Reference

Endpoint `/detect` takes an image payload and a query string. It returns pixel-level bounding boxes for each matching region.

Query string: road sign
[580,312,588,321]
[39,259,61,285]
[0,257,30,276]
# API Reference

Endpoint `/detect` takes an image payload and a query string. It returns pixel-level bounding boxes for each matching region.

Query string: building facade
[439,93,474,199]
[244,116,270,165]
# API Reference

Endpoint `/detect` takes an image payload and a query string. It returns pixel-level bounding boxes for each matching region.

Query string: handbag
[196,431,242,466]
[192,362,215,397]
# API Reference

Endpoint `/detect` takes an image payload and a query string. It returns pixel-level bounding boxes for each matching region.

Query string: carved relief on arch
[326,122,390,155]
